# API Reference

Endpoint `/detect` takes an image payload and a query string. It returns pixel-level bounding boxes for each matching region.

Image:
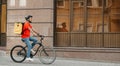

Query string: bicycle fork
[17,46,27,56]
[42,46,49,56]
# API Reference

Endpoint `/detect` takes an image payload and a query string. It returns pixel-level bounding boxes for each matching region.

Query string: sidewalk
[0,50,6,56]
[0,50,120,66]
[0,55,120,66]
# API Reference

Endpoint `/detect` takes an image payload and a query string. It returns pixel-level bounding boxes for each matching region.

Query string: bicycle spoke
[38,48,56,64]
[10,45,26,63]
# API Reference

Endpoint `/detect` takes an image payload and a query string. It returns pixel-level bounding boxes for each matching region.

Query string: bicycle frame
[20,35,46,57]
[10,35,56,64]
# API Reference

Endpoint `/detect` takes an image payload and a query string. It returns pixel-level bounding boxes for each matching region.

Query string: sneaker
[25,58,34,62]
[31,49,35,54]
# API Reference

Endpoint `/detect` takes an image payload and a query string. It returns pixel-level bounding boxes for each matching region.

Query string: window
[79,24,93,32]
[87,24,93,32]
[73,1,80,8]
[87,0,109,7]
[98,0,109,7]
[10,0,15,6]
[73,1,84,8]
[92,0,99,7]
[87,0,92,6]
[97,23,108,32]
[79,24,84,32]
[19,0,26,7]
[79,2,84,6]
[57,0,65,8]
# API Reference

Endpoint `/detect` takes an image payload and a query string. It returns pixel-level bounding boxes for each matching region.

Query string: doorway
[0,0,7,46]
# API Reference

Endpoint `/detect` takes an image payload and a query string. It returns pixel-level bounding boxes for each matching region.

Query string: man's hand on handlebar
[37,33,44,37]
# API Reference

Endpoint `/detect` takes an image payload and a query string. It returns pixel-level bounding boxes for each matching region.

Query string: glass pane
[109,0,120,32]
[87,0,103,33]
[72,0,85,32]
[87,0,103,48]
[56,0,69,32]
[71,0,86,47]
[56,0,70,47]
[87,0,92,6]
[57,0,64,7]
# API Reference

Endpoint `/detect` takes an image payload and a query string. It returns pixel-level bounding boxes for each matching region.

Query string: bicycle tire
[38,47,56,64]
[10,45,26,63]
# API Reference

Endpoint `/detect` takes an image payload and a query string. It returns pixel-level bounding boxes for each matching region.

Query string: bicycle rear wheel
[10,45,26,63]
[38,47,56,64]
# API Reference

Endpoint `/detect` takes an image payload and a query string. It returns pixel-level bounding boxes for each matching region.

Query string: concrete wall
[7,0,54,50]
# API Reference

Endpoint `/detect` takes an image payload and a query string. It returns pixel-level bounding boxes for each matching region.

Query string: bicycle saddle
[21,39,25,42]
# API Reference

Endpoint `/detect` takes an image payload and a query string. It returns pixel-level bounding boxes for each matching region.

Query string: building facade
[0,0,7,47]
[7,0,54,49]
[55,0,120,48]
[55,0,120,61]
[0,0,120,61]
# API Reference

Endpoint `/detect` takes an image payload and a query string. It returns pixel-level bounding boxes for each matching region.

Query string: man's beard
[29,21,32,23]
[27,20,32,23]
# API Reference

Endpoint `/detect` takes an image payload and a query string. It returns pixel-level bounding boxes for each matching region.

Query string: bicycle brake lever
[38,35,45,38]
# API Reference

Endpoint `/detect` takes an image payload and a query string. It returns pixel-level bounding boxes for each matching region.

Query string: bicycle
[10,35,56,64]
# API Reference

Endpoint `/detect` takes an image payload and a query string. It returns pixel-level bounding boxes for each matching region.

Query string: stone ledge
[54,47,120,53]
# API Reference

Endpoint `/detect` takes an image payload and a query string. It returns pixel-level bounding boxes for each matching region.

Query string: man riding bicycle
[21,15,39,61]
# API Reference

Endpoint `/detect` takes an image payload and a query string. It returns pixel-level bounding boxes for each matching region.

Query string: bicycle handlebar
[37,34,45,41]
[38,34,44,37]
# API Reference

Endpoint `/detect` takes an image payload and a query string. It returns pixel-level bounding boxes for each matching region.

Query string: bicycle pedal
[30,54,33,58]
[21,53,25,56]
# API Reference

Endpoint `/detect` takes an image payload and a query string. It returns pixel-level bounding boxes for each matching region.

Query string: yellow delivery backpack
[14,22,24,34]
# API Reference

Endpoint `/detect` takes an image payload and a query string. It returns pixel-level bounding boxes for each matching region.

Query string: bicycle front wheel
[10,45,26,63]
[38,47,56,64]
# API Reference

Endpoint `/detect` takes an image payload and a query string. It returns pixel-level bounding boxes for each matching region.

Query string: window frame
[79,24,84,32]
[87,24,93,32]
[97,23,109,32]
[79,24,93,32]
[57,0,65,8]
[87,0,109,8]
[72,1,84,8]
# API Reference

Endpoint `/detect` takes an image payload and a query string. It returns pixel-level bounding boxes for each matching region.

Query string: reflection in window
[73,1,80,8]
[56,22,68,32]
[92,0,99,7]
[73,1,84,7]
[87,0,109,7]
[87,0,92,6]
[79,24,84,32]
[19,0,26,7]
[98,0,103,6]
[87,24,93,32]
[57,0,65,8]
[79,24,93,32]
[98,0,109,7]
[97,24,108,32]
